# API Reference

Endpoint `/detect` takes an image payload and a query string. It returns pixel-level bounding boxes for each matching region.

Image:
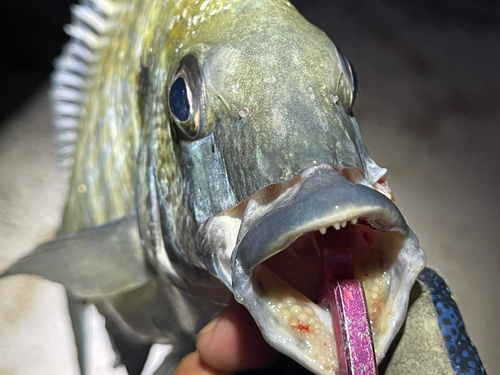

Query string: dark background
[0,0,73,123]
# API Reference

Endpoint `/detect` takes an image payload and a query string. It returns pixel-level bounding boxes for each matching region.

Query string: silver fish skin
[1,0,425,374]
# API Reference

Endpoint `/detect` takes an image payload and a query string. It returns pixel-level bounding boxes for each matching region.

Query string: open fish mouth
[201,164,424,374]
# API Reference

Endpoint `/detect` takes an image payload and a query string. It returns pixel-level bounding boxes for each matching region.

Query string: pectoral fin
[1,211,149,300]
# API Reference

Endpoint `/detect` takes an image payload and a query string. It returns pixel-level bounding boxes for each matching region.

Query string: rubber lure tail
[321,251,378,375]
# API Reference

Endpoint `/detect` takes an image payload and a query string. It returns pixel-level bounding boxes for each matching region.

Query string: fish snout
[232,164,408,277]
[221,164,424,374]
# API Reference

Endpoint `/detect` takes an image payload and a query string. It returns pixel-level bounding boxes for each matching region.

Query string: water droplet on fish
[239,106,249,118]
[330,94,339,104]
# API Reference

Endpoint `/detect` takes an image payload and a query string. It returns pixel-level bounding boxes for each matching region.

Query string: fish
[0,0,425,374]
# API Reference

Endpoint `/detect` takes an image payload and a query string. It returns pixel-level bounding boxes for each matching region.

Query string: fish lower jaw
[257,265,338,373]
[248,221,404,374]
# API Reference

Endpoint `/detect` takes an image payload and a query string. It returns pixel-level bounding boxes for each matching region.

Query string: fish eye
[168,54,206,140]
[348,59,358,102]
[169,77,190,122]
[337,53,358,112]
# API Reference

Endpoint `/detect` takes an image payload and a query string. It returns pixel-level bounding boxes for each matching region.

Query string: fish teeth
[319,220,354,234]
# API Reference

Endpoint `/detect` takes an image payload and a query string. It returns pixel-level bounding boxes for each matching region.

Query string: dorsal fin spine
[70,5,112,34]
[55,55,90,75]
[52,87,84,103]
[92,0,121,16]
[51,0,122,179]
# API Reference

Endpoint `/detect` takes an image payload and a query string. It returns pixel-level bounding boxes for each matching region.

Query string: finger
[197,300,278,372]
[174,351,231,375]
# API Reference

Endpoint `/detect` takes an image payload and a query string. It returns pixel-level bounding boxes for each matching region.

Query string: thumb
[196,299,278,372]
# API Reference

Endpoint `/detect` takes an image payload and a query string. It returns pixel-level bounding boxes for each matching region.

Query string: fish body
[2,0,426,374]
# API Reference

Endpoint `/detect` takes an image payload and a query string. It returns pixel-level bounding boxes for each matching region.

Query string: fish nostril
[372,176,394,201]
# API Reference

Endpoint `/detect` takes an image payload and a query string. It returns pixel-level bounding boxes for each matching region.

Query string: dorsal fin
[51,0,122,179]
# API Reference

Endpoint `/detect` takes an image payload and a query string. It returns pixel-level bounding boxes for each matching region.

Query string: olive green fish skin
[57,0,379,295]
[62,0,369,235]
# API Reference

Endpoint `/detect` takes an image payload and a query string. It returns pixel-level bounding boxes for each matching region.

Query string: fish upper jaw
[233,164,409,274]
[200,164,424,374]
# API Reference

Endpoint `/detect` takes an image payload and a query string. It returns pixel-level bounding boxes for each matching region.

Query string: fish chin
[201,164,425,374]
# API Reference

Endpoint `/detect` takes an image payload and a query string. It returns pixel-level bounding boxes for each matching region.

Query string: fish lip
[228,164,424,373]
[232,164,409,277]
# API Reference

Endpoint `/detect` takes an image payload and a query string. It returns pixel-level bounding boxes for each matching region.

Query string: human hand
[174,299,278,375]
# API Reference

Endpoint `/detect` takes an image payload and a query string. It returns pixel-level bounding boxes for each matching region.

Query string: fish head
[140,2,425,374]
[173,1,371,210]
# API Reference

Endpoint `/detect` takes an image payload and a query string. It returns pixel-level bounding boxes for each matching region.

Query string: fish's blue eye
[351,63,358,102]
[169,77,190,122]
[338,53,357,110]
[169,54,206,140]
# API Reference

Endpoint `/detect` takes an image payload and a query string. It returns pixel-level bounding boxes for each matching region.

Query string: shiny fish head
[137,1,425,373]
[177,4,382,221]
[137,0,378,286]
